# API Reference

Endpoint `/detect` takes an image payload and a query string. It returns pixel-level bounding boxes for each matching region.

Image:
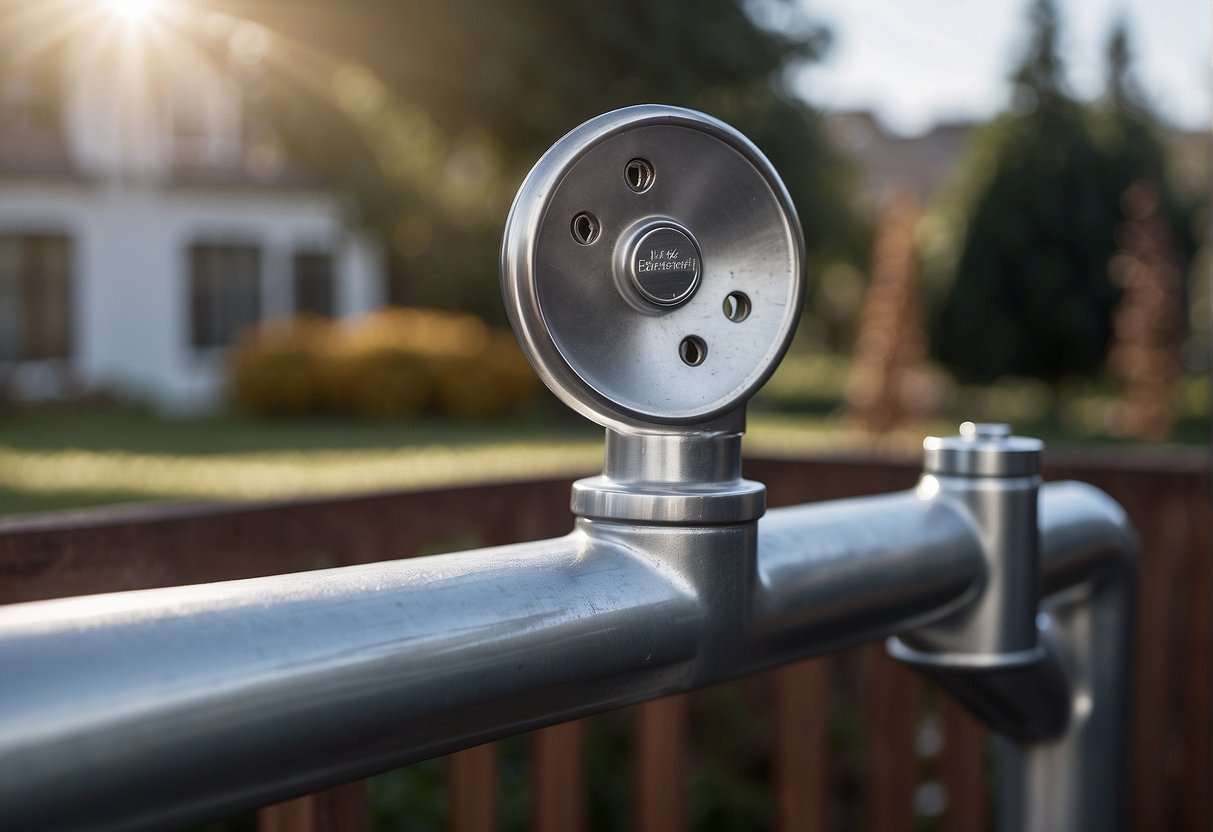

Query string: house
[825,109,1208,207]
[0,20,384,412]
[824,110,973,205]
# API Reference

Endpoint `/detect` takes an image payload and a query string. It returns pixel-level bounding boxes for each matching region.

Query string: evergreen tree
[931,0,1117,382]
[1092,19,1197,257]
[1011,0,1065,107]
[929,1,1191,384]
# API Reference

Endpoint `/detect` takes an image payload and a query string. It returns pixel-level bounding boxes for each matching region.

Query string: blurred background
[0,0,1207,826]
[0,0,1207,513]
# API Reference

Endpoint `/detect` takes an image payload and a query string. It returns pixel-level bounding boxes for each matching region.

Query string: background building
[0,45,383,411]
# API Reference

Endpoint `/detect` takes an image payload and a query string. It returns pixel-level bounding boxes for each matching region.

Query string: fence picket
[775,658,830,832]
[256,781,367,832]
[1180,476,1212,832]
[447,743,499,832]
[868,646,923,832]
[938,695,987,832]
[635,695,688,832]
[533,721,586,832]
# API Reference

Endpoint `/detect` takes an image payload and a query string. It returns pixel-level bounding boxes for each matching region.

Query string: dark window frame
[292,249,336,318]
[187,241,262,349]
[0,231,73,362]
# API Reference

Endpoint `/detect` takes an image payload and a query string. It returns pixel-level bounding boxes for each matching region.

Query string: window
[189,243,261,348]
[293,251,335,317]
[0,233,72,361]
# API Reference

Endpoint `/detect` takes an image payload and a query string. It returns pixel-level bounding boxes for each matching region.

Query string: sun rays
[0,0,490,225]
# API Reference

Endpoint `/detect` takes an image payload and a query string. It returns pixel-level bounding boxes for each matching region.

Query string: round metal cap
[627,224,702,306]
[923,422,1043,478]
[500,105,805,432]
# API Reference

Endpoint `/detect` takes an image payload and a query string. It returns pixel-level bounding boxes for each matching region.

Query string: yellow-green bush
[433,332,539,420]
[228,316,336,418]
[227,307,539,421]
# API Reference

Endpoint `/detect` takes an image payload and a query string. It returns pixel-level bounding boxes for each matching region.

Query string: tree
[929,1,1191,384]
[1091,19,1198,258]
[846,189,926,433]
[223,0,865,319]
[931,0,1112,382]
[1107,181,1185,439]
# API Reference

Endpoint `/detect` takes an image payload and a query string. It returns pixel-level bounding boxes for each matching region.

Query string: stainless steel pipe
[0,481,1130,831]
[997,481,1137,832]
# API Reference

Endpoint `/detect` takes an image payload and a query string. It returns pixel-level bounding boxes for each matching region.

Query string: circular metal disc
[501,105,805,431]
[627,224,702,306]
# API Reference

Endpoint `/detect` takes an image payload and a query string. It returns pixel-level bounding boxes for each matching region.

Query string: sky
[793,0,1209,135]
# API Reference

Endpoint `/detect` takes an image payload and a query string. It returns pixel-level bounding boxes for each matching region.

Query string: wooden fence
[0,450,1207,831]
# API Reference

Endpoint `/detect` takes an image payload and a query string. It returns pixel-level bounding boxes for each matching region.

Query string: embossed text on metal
[627,225,702,306]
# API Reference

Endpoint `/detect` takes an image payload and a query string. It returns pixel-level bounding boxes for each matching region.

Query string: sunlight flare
[104,0,165,24]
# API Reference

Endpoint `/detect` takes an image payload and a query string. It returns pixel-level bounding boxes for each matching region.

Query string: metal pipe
[0,532,700,832]
[752,490,985,658]
[0,490,985,832]
[995,481,1137,832]
[0,481,1133,832]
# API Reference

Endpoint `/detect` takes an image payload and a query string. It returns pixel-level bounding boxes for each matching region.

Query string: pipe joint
[572,422,766,525]
[890,423,1069,739]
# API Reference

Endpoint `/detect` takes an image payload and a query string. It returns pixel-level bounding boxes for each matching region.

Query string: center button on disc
[626,225,702,307]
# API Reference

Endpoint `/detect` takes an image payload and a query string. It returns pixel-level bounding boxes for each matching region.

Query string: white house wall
[339,229,385,323]
[0,178,381,413]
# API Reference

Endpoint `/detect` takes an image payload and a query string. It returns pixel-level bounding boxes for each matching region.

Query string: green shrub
[228,317,335,418]
[227,307,538,421]
[433,333,538,420]
[336,344,435,420]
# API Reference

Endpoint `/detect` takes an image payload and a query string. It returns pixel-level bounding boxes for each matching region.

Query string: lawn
[0,406,602,515]
[0,401,936,517]
[1,383,1205,518]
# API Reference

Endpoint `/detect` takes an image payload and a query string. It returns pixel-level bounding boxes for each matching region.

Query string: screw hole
[571,212,601,245]
[679,335,707,367]
[624,158,655,193]
[722,291,751,322]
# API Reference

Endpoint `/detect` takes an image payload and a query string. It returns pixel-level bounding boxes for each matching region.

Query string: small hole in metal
[624,158,654,193]
[571,212,600,245]
[722,291,751,322]
[679,335,707,366]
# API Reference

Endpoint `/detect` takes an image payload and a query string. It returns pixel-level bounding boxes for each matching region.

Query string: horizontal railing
[0,449,1207,831]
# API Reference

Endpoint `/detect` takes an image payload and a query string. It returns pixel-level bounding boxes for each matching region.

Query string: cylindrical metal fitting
[923,421,1043,478]
[893,423,1044,664]
[571,429,765,524]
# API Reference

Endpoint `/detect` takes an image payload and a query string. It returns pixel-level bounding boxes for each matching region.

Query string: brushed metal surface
[997,482,1136,832]
[501,105,804,430]
[898,424,1044,659]
[0,491,985,831]
[571,429,766,523]
[0,483,1134,832]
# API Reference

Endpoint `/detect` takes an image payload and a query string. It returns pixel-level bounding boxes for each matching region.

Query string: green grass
[0,404,608,516]
[0,409,616,514]
[0,405,886,517]
[0,404,600,456]
[1,392,1205,519]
